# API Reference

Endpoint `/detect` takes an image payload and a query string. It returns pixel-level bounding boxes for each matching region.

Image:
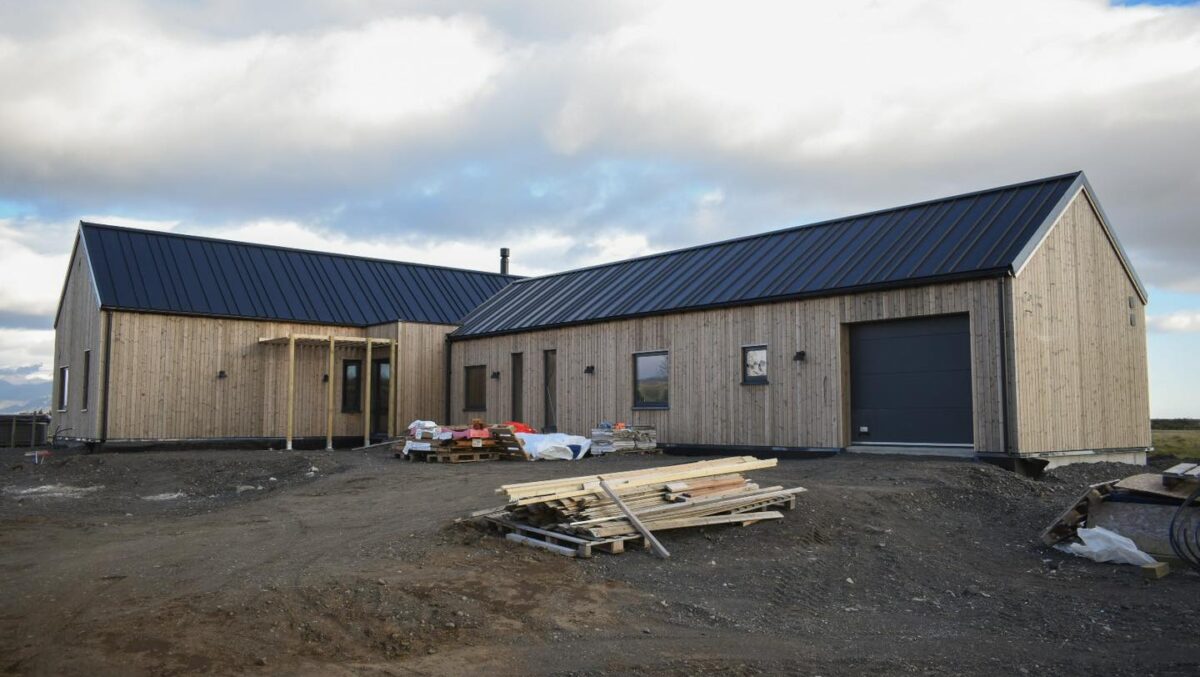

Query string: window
[81,350,91,410]
[511,353,524,421]
[464,365,487,411]
[742,345,768,385]
[633,351,669,409]
[342,359,362,413]
[57,366,69,411]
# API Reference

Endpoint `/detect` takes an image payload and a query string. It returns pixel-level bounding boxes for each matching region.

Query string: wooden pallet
[480,515,642,557]
[1039,480,1117,546]
[488,426,532,460]
[1162,463,1200,489]
[424,450,499,463]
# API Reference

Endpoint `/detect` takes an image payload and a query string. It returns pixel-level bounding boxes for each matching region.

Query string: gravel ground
[0,447,1196,676]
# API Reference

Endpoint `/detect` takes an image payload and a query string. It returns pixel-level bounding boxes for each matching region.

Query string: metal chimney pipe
[500,248,510,275]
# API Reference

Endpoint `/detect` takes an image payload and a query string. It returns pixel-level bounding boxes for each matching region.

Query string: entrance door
[849,314,973,446]
[543,350,557,433]
[511,352,524,422]
[371,358,391,439]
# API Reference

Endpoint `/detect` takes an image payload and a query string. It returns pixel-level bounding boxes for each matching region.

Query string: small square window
[742,345,768,385]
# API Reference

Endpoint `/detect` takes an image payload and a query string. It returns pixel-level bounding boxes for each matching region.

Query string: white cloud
[199,218,653,277]
[1148,311,1200,334]
[0,329,54,383]
[0,13,508,180]
[0,221,72,316]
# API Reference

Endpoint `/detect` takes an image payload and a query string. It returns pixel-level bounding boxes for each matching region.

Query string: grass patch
[1152,429,1200,461]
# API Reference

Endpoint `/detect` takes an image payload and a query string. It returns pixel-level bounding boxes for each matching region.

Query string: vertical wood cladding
[1010,190,1151,453]
[450,279,1007,451]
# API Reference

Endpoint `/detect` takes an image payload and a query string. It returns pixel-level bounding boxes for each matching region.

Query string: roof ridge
[501,170,1083,287]
[78,220,524,280]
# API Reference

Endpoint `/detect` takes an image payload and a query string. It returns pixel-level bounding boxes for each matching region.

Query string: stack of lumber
[396,425,531,463]
[589,425,658,454]
[475,456,804,557]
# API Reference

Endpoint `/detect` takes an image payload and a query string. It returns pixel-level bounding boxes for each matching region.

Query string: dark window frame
[741,344,768,385]
[632,350,670,410]
[342,359,363,413]
[57,366,69,411]
[81,350,91,410]
[464,364,487,412]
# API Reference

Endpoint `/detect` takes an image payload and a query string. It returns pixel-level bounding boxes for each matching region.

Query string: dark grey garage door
[850,314,973,446]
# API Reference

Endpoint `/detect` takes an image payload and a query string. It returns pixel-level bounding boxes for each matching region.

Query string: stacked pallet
[590,425,658,454]
[476,456,804,557]
[397,425,531,463]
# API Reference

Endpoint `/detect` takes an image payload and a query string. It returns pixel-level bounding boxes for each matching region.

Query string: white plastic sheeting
[1056,526,1157,566]
[516,433,591,460]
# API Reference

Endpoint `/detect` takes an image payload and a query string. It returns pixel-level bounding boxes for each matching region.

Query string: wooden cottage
[51,223,517,448]
[447,172,1151,466]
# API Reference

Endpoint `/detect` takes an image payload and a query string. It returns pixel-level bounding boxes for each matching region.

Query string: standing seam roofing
[451,172,1086,338]
[79,223,520,327]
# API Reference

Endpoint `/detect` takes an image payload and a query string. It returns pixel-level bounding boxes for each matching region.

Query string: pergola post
[388,340,397,439]
[363,339,373,447]
[286,333,296,451]
[326,335,335,451]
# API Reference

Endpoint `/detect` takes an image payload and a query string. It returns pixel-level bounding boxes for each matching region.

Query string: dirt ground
[1,447,1197,676]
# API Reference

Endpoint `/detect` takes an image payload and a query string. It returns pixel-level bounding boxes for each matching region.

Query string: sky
[0,0,1197,417]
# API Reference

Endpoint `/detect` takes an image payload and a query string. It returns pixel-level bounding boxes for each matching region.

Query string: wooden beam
[286,334,296,451]
[326,335,335,451]
[363,338,372,448]
[388,340,397,439]
[600,480,670,559]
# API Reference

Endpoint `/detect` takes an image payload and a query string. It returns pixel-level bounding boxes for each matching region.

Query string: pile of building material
[590,425,658,454]
[471,456,804,557]
[1041,462,1200,577]
[397,423,530,463]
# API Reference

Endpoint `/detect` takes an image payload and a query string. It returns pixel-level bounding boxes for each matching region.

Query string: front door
[371,358,391,439]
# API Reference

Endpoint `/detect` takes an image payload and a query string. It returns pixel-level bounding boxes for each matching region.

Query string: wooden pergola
[258,334,397,450]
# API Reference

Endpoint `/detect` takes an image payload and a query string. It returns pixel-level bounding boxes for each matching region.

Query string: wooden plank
[286,333,296,450]
[600,480,669,558]
[363,338,372,447]
[326,336,335,450]
[388,340,397,439]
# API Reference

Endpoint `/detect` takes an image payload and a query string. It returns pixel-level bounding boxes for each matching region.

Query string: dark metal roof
[79,222,520,326]
[452,172,1090,338]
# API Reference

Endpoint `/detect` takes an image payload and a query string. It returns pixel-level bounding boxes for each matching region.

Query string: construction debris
[471,456,804,557]
[1041,463,1200,574]
[590,425,659,454]
[397,420,530,463]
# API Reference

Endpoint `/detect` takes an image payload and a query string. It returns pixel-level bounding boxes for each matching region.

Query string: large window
[81,350,91,410]
[464,365,487,411]
[57,366,69,411]
[742,345,768,385]
[342,359,362,413]
[633,351,669,409]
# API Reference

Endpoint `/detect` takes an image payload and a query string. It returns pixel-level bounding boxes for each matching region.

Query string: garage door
[849,314,973,446]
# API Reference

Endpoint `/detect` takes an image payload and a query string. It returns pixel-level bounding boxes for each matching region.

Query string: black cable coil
[1168,485,1200,572]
